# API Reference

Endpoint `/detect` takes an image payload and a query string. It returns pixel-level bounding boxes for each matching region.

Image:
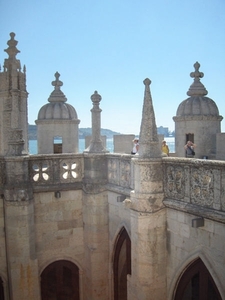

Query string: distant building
[157,125,169,137]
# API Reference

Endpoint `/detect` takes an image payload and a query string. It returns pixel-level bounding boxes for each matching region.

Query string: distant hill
[28,124,121,140]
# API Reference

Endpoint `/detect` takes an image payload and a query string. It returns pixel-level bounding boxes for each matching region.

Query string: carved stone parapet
[163,157,225,213]
[29,155,83,186]
[164,164,185,200]
[107,155,132,188]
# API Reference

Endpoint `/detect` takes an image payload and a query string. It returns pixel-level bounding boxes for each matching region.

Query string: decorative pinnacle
[52,72,63,90]
[190,61,204,81]
[4,32,20,59]
[143,78,151,86]
[187,62,208,97]
[91,91,102,104]
[48,72,67,103]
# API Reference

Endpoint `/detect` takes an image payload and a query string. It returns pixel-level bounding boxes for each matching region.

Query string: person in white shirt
[131,138,139,155]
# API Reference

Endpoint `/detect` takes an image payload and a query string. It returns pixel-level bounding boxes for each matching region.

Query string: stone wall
[166,209,225,298]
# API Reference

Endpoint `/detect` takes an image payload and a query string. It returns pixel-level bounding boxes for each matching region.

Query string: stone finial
[138,78,161,158]
[187,62,208,97]
[4,32,20,59]
[48,72,67,103]
[91,90,102,108]
[3,32,21,72]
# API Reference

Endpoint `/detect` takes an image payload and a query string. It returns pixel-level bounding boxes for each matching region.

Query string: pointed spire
[187,62,208,97]
[138,78,161,158]
[48,72,67,103]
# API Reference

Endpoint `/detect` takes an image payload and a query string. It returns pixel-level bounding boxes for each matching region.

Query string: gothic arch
[41,260,80,300]
[174,258,222,300]
[113,227,131,300]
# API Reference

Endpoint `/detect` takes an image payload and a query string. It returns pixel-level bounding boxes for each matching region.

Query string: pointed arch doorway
[41,260,80,300]
[113,227,131,300]
[174,258,222,300]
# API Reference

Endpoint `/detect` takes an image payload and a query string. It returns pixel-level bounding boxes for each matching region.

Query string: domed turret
[37,72,78,121]
[176,62,219,118]
[173,62,223,158]
[35,72,80,154]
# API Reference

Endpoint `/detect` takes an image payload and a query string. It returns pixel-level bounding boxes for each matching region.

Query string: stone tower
[173,62,223,159]
[35,72,80,154]
[0,32,28,156]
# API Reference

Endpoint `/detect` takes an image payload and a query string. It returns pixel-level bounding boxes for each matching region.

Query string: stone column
[82,153,109,299]
[3,157,40,300]
[84,91,108,153]
[128,158,167,300]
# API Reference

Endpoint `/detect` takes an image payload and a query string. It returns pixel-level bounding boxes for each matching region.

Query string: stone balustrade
[28,153,84,192]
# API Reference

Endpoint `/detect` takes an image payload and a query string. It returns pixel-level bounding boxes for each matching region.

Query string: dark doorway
[0,277,4,300]
[113,227,131,300]
[174,258,222,300]
[41,260,80,300]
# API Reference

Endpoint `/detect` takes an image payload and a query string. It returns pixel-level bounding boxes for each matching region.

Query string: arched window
[113,227,131,300]
[0,277,4,300]
[41,260,79,300]
[174,258,222,300]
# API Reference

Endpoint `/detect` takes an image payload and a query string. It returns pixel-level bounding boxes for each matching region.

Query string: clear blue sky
[1,0,225,135]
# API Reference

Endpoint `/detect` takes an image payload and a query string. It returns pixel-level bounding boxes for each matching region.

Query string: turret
[35,72,80,154]
[173,62,223,159]
[0,32,28,156]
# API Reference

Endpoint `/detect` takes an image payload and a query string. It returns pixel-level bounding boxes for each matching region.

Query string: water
[28,138,114,154]
[29,137,175,155]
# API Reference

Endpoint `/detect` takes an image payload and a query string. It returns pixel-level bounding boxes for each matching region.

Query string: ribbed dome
[176,62,219,117]
[176,96,219,117]
[38,102,78,120]
[37,72,79,121]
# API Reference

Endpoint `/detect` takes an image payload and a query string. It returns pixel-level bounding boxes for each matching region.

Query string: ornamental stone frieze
[191,167,214,206]
[107,156,132,188]
[164,165,185,199]
[163,158,225,214]
[119,159,131,188]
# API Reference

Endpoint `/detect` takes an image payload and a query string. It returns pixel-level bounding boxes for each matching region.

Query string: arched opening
[54,136,62,153]
[113,227,131,300]
[0,277,4,300]
[174,258,222,300]
[41,260,80,300]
